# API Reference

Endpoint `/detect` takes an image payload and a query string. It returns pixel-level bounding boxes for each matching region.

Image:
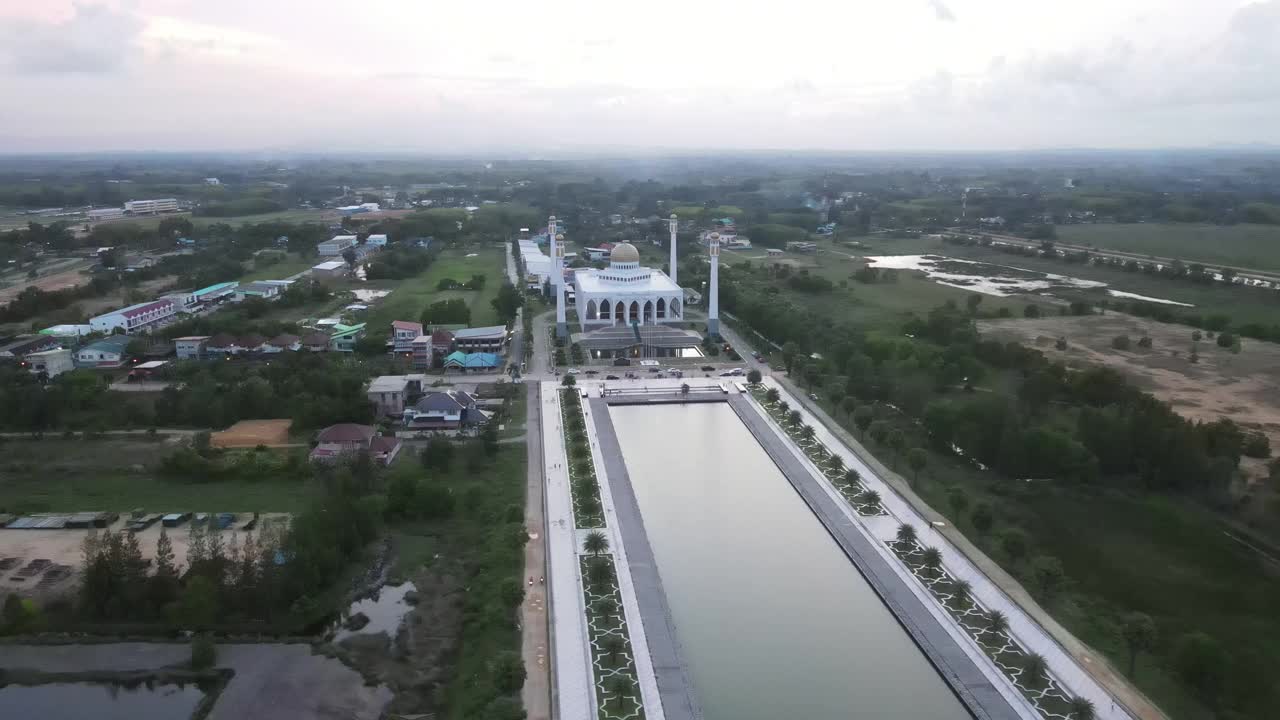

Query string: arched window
[586,299,598,320]
[600,300,611,321]
[628,301,640,323]
[670,298,682,317]
[643,300,654,323]
[656,297,666,319]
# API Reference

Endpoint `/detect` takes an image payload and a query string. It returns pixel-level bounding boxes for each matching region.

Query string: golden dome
[611,242,640,264]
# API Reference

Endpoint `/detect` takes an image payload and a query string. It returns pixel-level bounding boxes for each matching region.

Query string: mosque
[545,214,719,359]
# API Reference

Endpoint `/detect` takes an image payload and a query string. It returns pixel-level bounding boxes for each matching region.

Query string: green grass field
[365,249,505,331]
[240,252,316,281]
[1057,223,1280,273]
[0,438,316,513]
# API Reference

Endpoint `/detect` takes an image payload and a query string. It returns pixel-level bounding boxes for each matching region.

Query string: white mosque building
[573,242,684,331]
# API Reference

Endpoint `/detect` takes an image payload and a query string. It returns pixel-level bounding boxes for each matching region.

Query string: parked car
[701,365,715,372]
[605,374,620,380]
[585,370,599,375]
[567,368,580,375]
[719,368,744,377]
[647,367,661,373]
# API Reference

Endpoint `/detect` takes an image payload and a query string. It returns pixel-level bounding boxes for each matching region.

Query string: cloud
[926,0,956,22]
[1,3,144,74]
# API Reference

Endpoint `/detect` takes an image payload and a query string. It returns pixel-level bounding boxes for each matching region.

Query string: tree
[985,609,1009,635]
[843,467,861,488]
[971,502,994,535]
[191,634,217,670]
[857,489,880,507]
[853,406,874,439]
[1024,304,1041,319]
[764,387,780,404]
[1216,332,1237,349]
[1111,335,1132,351]
[800,424,816,442]
[787,409,802,427]
[920,546,943,577]
[583,530,609,557]
[746,369,762,384]
[421,437,454,471]
[869,420,890,446]
[781,341,801,373]
[907,447,927,484]
[950,579,972,609]
[606,675,633,709]
[966,294,983,315]
[1174,632,1226,703]
[1068,696,1095,720]
[947,487,969,517]
[341,247,357,266]
[1030,555,1065,599]
[562,374,576,387]
[1021,652,1048,688]
[490,651,526,694]
[601,634,626,666]
[169,575,219,629]
[1120,612,1156,679]
[491,282,524,324]
[999,528,1029,563]
[896,523,917,545]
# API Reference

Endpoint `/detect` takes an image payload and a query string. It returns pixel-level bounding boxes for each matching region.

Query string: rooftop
[453,325,507,340]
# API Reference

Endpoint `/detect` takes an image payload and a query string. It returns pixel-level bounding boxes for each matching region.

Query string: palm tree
[587,558,615,588]
[844,467,862,488]
[800,424,816,442]
[857,489,880,507]
[985,609,1009,635]
[1020,652,1048,688]
[601,634,626,666]
[896,523,917,545]
[778,400,790,414]
[606,675,632,709]
[584,530,609,557]
[827,454,845,473]
[765,387,780,404]
[1068,696,1096,720]
[951,579,972,609]
[921,546,943,577]
[788,410,802,427]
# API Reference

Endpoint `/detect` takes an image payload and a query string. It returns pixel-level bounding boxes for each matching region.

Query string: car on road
[719,368,744,377]
[605,375,619,380]
[647,367,661,373]
[567,368,580,375]
[700,365,715,372]
[585,370,599,375]
[808,393,820,401]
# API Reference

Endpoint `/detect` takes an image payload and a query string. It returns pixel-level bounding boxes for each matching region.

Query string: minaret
[668,213,679,285]
[554,232,567,337]
[707,231,720,337]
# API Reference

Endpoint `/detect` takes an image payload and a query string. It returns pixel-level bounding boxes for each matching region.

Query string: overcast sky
[1,0,1279,153]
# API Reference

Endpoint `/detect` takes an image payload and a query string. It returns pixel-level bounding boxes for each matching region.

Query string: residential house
[234,282,282,302]
[430,328,455,358]
[367,374,429,416]
[161,291,199,313]
[317,235,357,256]
[191,281,239,306]
[310,423,402,465]
[452,325,507,352]
[411,335,432,369]
[329,323,365,352]
[121,254,156,271]
[401,390,479,430]
[264,334,301,353]
[74,335,132,369]
[310,260,348,281]
[89,299,176,334]
[24,347,74,379]
[366,233,388,246]
[175,336,210,359]
[301,333,331,352]
[0,335,61,359]
[442,351,501,372]
[239,334,267,353]
[205,333,244,355]
[391,320,424,353]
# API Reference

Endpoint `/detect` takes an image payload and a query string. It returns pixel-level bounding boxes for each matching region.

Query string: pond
[0,681,207,720]
[610,403,965,720]
[333,581,418,642]
[866,254,1105,296]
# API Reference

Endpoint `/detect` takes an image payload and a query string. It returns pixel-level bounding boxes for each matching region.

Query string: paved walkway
[521,383,551,720]
[540,385,596,719]
[759,378,1139,720]
[588,397,698,720]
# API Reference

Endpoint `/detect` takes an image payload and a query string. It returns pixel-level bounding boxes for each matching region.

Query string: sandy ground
[979,313,1280,477]
[211,419,293,448]
[0,514,290,599]
[0,642,391,720]
[0,264,93,303]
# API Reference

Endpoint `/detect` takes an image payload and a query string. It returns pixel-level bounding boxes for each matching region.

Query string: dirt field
[0,514,290,599]
[211,419,294,448]
[980,314,1280,471]
[0,263,93,303]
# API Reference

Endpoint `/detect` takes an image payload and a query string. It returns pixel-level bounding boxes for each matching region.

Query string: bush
[1216,332,1237,349]
[1243,432,1272,459]
[1111,335,1131,351]
[191,634,217,669]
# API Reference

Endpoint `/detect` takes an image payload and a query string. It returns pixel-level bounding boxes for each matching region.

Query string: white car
[567,368,580,375]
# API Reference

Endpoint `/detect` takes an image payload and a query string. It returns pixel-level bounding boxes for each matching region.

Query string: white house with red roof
[391,320,424,353]
[89,299,177,334]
